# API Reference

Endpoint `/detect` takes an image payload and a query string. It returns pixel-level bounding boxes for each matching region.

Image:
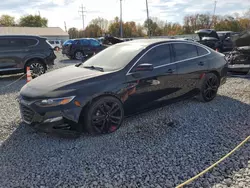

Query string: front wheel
[83,96,124,135]
[198,73,219,102]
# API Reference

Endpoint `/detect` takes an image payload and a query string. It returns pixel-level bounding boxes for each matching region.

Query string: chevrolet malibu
[18,39,228,135]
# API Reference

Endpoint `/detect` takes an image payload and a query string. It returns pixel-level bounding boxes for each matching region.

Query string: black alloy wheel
[84,96,124,134]
[27,61,46,77]
[199,73,219,102]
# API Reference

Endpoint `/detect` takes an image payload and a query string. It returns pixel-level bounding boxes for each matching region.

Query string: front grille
[20,104,34,124]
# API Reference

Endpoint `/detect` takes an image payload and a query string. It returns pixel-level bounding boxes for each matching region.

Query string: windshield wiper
[83,66,104,72]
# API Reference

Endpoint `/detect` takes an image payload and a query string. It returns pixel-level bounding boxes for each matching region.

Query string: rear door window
[137,44,172,68]
[80,39,89,46]
[90,39,100,47]
[9,38,28,47]
[49,41,55,44]
[172,43,198,61]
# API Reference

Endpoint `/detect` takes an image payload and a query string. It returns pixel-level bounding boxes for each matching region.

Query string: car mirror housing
[134,63,154,72]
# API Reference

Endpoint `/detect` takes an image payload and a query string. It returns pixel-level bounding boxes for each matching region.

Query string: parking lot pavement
[0,53,250,187]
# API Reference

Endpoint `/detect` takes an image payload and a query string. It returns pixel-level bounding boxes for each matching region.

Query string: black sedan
[18,39,228,135]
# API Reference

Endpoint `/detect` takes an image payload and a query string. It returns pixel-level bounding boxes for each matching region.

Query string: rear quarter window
[197,46,209,56]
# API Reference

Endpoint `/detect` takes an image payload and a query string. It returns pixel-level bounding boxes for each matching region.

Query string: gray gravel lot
[0,52,250,188]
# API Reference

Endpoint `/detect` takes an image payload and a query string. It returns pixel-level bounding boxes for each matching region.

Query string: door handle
[198,62,204,66]
[166,69,175,74]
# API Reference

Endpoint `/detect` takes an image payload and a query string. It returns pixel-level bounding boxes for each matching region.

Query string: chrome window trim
[126,41,211,75]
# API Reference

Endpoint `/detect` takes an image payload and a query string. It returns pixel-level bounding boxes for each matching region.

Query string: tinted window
[173,43,198,61]
[9,39,28,47]
[0,39,10,47]
[80,39,89,46]
[197,46,208,56]
[90,39,100,47]
[49,41,54,44]
[55,41,60,44]
[138,44,171,67]
[73,40,80,45]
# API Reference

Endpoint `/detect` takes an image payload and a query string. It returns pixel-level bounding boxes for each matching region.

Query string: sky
[0,0,249,30]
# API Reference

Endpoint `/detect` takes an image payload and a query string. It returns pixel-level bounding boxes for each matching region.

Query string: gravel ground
[0,52,249,187]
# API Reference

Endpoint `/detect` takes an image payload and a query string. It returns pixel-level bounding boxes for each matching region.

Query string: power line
[79,4,87,31]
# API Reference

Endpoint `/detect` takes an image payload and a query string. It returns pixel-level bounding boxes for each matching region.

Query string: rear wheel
[74,51,84,60]
[83,96,124,135]
[198,73,219,102]
[26,60,46,77]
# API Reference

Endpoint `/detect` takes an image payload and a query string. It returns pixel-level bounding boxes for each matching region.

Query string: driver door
[123,44,178,114]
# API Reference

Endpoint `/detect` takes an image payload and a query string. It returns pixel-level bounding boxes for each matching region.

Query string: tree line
[0,14,48,27]
[68,9,250,39]
[0,9,249,38]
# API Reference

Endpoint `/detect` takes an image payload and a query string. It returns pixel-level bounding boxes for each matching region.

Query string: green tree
[68,27,79,39]
[108,17,121,37]
[84,24,102,37]
[144,18,162,36]
[89,17,109,34]
[19,15,48,27]
[0,15,15,26]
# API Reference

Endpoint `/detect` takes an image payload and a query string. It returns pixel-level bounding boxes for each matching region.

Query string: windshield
[81,43,145,71]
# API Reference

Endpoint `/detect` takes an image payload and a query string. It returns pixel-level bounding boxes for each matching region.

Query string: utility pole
[146,0,150,37]
[79,4,86,32]
[120,0,123,38]
[64,21,67,32]
[211,0,217,28]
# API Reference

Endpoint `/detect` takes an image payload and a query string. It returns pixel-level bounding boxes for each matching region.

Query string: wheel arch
[78,92,123,124]
[208,70,221,84]
[24,57,46,73]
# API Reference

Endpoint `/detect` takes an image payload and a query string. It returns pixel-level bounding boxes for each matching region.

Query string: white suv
[48,40,62,50]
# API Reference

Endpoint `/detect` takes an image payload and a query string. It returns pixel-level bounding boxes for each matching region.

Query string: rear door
[0,37,32,71]
[172,42,210,96]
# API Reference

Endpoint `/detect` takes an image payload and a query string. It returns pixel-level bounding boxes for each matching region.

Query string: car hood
[20,65,108,98]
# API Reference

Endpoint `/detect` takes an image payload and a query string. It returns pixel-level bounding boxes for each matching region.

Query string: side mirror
[133,63,154,72]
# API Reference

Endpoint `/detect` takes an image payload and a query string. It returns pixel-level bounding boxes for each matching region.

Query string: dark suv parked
[62,38,106,60]
[0,35,56,76]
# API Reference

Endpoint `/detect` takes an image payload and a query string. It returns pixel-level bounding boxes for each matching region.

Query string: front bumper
[18,96,83,133]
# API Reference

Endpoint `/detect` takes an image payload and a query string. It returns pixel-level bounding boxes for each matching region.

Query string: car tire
[197,73,219,102]
[74,51,84,60]
[25,60,46,77]
[83,96,124,135]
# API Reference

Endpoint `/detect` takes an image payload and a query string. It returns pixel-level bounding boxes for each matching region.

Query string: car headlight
[35,96,75,107]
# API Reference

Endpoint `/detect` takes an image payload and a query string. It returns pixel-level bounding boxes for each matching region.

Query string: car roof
[0,34,43,39]
[123,38,197,47]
